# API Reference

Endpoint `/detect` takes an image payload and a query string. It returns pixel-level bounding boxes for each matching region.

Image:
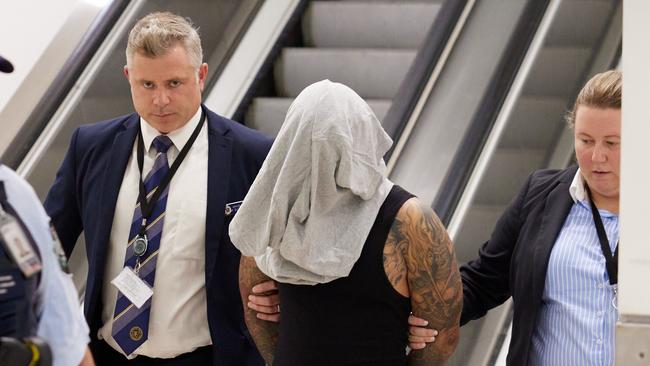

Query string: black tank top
[274,185,414,366]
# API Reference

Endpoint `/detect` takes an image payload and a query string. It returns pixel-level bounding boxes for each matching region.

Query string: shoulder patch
[49,223,69,273]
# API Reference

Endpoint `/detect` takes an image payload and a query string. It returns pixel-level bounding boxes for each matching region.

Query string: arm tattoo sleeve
[395,199,463,365]
[239,256,279,365]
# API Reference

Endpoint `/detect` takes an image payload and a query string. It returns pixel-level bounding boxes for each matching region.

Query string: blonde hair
[126,11,203,70]
[566,70,621,128]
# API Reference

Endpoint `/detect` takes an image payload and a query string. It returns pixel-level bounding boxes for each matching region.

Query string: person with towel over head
[230,79,463,366]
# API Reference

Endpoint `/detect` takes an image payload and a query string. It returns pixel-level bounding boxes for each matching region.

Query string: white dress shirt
[98,107,211,358]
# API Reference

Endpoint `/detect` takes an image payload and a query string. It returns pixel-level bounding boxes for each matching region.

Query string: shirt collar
[569,168,587,203]
[140,106,202,152]
[569,168,618,218]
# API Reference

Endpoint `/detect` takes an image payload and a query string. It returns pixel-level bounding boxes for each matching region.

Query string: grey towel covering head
[229,79,394,285]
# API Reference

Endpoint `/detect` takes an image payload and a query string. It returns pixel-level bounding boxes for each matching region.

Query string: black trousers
[91,339,213,366]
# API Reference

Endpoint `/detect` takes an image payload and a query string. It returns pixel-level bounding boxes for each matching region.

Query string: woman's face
[574,105,621,206]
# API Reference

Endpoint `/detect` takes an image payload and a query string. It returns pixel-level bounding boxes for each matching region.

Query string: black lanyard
[0,181,8,207]
[585,185,618,286]
[135,108,206,236]
[0,181,41,263]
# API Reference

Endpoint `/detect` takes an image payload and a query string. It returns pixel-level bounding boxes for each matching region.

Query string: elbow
[442,324,460,358]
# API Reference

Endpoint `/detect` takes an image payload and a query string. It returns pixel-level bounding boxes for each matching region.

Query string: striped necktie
[112,135,173,355]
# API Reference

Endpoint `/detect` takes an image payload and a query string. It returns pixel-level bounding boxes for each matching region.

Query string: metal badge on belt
[225,200,243,217]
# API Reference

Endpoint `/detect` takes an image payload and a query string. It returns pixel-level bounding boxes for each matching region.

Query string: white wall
[619,0,650,319]
[0,0,109,156]
[0,0,76,109]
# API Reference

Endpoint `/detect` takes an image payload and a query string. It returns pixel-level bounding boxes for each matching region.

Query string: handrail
[203,0,265,96]
[383,0,471,161]
[1,0,131,170]
[230,0,309,123]
[432,0,551,225]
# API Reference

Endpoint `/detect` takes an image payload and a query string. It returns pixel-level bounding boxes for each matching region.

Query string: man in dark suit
[45,12,272,366]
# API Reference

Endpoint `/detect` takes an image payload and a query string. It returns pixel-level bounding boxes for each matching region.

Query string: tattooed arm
[239,256,279,365]
[387,198,462,365]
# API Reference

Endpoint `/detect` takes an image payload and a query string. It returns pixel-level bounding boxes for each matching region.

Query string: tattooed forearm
[391,198,462,365]
[239,256,279,365]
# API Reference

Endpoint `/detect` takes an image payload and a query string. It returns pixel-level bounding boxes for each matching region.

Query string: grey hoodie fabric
[229,80,393,285]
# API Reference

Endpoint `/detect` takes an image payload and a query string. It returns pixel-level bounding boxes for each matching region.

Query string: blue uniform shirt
[0,165,90,366]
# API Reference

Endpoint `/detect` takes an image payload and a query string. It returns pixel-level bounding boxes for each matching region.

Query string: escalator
[0,0,621,364]
[242,0,442,137]
[404,0,622,364]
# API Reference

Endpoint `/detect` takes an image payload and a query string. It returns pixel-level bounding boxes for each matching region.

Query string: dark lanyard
[0,181,8,207]
[135,108,206,237]
[0,181,41,263]
[585,185,618,286]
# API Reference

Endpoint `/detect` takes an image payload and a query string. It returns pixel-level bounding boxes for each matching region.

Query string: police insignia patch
[49,223,69,273]
[130,326,143,341]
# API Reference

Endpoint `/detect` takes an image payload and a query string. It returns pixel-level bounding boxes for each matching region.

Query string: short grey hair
[126,11,203,69]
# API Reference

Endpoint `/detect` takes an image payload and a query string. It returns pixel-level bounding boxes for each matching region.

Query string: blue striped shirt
[529,171,618,366]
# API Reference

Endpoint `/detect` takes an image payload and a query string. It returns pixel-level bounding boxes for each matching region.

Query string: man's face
[574,105,621,205]
[124,44,208,134]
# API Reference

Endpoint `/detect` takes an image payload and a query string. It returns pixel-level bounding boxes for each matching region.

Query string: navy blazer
[460,165,578,365]
[44,106,272,366]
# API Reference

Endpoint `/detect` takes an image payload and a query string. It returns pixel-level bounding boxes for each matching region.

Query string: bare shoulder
[397,197,450,259]
[383,198,452,293]
[390,197,447,255]
[390,198,462,365]
[383,199,414,297]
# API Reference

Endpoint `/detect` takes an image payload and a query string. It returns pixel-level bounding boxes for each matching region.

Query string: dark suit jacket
[44,105,272,366]
[460,165,578,365]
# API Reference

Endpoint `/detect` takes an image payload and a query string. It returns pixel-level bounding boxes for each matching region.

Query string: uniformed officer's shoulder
[0,164,20,181]
[1,166,68,272]
[0,165,40,203]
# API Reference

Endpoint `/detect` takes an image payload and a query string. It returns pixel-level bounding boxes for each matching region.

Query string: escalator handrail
[1,0,131,170]
[383,0,470,160]
[432,0,551,226]
[230,0,309,124]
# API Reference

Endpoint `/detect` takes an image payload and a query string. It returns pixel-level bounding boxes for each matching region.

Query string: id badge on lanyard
[0,183,42,278]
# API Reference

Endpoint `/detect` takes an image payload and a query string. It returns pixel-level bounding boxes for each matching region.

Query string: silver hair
[126,11,203,70]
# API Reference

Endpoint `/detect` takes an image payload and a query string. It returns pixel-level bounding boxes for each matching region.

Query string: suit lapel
[531,167,577,299]
[205,112,233,284]
[92,115,139,282]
